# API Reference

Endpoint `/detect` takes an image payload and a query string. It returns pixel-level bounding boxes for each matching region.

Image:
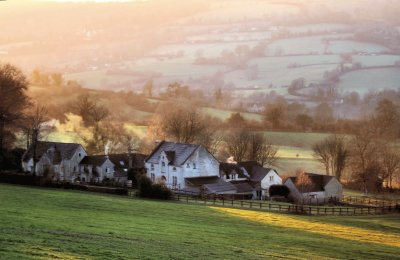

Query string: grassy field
[337,67,400,94]
[0,184,399,259]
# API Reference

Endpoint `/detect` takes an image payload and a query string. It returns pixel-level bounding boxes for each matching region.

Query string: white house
[236,161,282,198]
[22,141,87,182]
[79,153,146,184]
[219,161,282,199]
[284,173,343,204]
[145,141,220,190]
[79,155,115,183]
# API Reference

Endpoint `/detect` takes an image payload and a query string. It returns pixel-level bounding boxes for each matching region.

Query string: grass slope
[0,184,399,259]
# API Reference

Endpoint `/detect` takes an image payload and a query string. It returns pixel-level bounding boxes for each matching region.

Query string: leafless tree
[74,94,109,126]
[25,104,48,175]
[313,135,348,180]
[380,147,400,190]
[224,128,251,163]
[148,100,206,144]
[348,126,383,194]
[248,132,277,166]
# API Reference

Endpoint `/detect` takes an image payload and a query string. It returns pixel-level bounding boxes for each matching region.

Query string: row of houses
[21,140,343,201]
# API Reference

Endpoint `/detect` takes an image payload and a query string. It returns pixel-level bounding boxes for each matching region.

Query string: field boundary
[172,194,400,216]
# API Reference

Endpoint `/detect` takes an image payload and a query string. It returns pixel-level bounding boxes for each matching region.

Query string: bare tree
[0,63,30,153]
[380,147,400,190]
[25,104,48,175]
[148,100,206,144]
[313,135,348,180]
[348,126,383,194]
[247,132,277,166]
[74,94,109,126]
[224,128,251,163]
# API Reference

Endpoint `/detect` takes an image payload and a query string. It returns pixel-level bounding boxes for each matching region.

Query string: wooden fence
[341,196,400,207]
[173,194,400,216]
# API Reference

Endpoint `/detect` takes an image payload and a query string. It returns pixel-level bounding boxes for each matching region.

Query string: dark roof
[204,179,237,194]
[235,161,275,182]
[22,141,82,162]
[107,153,146,169]
[185,176,219,186]
[288,173,335,192]
[145,141,200,166]
[219,163,247,178]
[80,155,108,167]
[248,166,273,182]
[233,182,254,194]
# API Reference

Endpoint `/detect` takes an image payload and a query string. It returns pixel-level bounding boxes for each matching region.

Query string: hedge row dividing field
[0,184,399,259]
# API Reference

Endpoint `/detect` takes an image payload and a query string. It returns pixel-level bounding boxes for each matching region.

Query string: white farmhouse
[236,161,282,198]
[145,141,220,190]
[284,173,343,203]
[79,155,115,183]
[22,141,87,182]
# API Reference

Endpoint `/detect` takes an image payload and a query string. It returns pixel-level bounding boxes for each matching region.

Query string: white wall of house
[146,146,219,190]
[261,170,282,196]
[22,145,87,183]
[324,178,343,199]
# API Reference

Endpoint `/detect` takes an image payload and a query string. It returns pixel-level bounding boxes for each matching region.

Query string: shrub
[137,175,172,200]
[269,185,290,198]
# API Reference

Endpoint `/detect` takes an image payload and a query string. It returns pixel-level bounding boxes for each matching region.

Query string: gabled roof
[145,141,200,166]
[80,155,109,167]
[107,153,146,169]
[288,173,336,192]
[22,141,82,163]
[236,161,274,182]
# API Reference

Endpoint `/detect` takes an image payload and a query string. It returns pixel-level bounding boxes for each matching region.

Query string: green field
[338,67,400,94]
[201,107,263,122]
[0,184,399,259]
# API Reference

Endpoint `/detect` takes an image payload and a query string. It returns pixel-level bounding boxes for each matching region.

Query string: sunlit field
[0,184,399,259]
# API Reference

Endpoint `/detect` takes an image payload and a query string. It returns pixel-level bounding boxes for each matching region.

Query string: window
[151,164,154,170]
[151,173,155,182]
[162,162,165,167]
[79,153,82,157]
[106,168,108,173]
[230,174,236,180]
[193,163,196,169]
[172,176,177,187]
[270,176,274,181]
[173,167,176,171]
[187,163,190,168]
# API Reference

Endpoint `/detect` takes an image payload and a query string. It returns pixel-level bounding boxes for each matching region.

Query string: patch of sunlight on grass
[20,246,83,260]
[212,207,400,248]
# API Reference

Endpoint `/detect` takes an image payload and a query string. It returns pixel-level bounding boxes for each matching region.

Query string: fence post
[222,198,225,206]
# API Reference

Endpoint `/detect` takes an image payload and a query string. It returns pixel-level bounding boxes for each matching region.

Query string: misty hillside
[1,0,400,117]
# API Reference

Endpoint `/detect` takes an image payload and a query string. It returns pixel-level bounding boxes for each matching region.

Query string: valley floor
[0,184,399,259]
